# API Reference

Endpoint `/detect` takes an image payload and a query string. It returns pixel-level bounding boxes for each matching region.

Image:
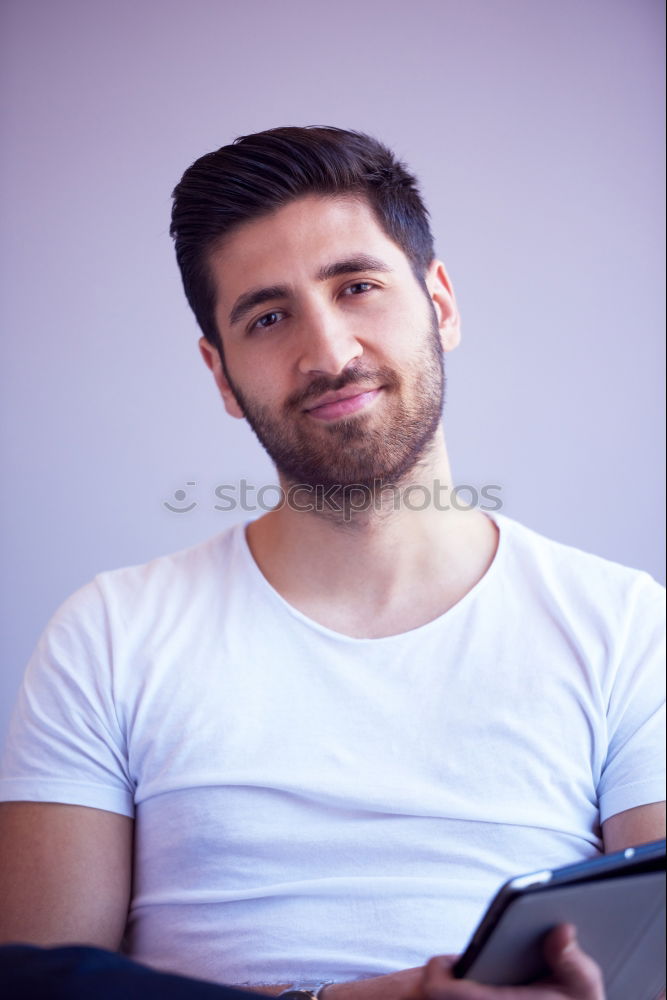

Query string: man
[0,127,664,1000]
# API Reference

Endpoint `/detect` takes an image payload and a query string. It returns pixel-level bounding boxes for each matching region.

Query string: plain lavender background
[1,0,665,740]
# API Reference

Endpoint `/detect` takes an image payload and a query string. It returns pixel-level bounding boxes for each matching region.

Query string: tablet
[453,838,666,1000]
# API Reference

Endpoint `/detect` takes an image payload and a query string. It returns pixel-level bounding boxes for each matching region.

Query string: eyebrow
[228,254,393,327]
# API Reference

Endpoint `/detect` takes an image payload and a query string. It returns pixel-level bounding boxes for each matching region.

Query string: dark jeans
[0,944,265,999]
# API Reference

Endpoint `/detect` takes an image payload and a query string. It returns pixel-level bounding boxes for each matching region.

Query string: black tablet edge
[451,838,666,980]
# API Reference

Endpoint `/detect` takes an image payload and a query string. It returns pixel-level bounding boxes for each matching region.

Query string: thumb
[542,924,605,999]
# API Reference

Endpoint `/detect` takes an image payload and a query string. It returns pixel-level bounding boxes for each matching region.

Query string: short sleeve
[597,573,666,823]
[0,580,135,817]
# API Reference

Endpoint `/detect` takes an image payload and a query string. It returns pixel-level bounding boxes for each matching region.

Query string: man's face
[202,195,460,491]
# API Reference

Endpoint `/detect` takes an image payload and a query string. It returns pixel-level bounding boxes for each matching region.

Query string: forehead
[208,195,411,305]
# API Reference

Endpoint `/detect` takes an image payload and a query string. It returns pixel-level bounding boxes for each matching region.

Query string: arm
[0,801,133,949]
[601,800,666,853]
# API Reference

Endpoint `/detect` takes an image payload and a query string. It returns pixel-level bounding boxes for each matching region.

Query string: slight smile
[304,388,383,421]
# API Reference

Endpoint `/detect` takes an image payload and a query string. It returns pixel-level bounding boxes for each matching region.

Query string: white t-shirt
[1,512,664,987]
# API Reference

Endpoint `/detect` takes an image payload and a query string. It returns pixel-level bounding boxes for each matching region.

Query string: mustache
[286,363,401,412]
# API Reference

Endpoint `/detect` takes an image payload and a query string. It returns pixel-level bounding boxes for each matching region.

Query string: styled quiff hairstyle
[170,126,435,355]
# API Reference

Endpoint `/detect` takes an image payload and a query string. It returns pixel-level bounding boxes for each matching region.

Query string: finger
[542,924,605,999]
[418,956,499,999]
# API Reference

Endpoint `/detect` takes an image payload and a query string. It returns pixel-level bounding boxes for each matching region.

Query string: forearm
[234,986,290,996]
[235,968,423,999]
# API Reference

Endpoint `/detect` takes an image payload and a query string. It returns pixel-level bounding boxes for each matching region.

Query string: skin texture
[0,195,663,1000]
[600,801,665,854]
[0,801,133,949]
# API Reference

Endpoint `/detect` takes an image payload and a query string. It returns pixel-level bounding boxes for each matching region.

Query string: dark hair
[170,126,435,354]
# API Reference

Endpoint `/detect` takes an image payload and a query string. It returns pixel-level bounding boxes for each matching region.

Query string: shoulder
[493,512,665,654]
[97,523,240,592]
[45,523,245,642]
[495,511,665,606]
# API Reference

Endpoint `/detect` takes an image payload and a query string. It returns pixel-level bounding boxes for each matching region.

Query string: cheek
[238,366,288,412]
[370,302,429,358]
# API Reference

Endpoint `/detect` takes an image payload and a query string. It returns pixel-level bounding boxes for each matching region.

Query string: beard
[222,310,445,493]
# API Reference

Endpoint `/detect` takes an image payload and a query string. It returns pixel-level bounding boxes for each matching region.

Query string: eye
[343,281,374,296]
[250,310,285,333]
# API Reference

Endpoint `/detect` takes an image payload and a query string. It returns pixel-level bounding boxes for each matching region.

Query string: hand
[405,924,605,999]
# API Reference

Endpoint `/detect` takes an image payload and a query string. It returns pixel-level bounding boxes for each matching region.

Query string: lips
[304,385,374,410]
[304,387,383,421]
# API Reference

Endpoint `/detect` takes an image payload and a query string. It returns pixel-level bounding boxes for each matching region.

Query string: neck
[244,429,499,637]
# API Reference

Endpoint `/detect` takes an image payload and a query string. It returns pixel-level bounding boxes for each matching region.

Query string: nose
[296,304,363,377]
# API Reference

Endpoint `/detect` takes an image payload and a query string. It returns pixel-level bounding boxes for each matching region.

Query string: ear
[198,337,245,420]
[424,259,461,352]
